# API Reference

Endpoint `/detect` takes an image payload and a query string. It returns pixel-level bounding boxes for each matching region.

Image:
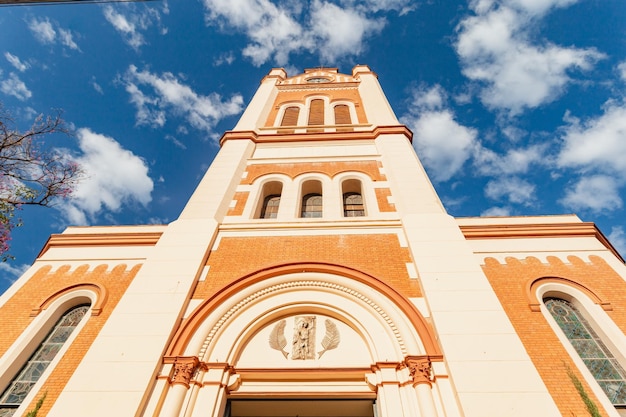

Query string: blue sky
[0,0,625,293]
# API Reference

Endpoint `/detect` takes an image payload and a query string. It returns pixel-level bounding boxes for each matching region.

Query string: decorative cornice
[38,231,163,257]
[459,222,624,263]
[276,82,359,90]
[219,125,413,146]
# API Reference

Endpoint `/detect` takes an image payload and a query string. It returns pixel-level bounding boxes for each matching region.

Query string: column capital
[405,356,432,387]
[170,356,201,388]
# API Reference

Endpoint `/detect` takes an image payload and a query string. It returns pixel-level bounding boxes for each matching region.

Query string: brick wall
[242,161,386,185]
[481,255,626,416]
[193,234,418,300]
[0,263,140,415]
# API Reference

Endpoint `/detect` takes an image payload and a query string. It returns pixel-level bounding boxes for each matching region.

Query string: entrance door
[226,399,375,417]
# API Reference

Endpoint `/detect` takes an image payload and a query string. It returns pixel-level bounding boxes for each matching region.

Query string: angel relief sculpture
[292,316,316,360]
[269,316,340,360]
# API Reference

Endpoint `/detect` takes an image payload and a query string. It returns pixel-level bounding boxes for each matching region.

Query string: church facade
[1,66,626,417]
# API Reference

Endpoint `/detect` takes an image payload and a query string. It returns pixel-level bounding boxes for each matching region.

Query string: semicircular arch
[167,263,441,363]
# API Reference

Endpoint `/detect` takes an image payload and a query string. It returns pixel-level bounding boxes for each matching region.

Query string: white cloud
[619,61,626,82]
[560,175,622,213]
[485,176,535,205]
[4,53,29,72]
[60,128,154,224]
[0,73,32,101]
[506,0,578,15]
[481,206,511,216]
[165,134,187,150]
[608,226,626,259]
[123,65,244,137]
[29,17,56,44]
[456,1,603,114]
[125,81,166,128]
[103,3,168,49]
[0,262,29,285]
[91,77,104,94]
[408,110,478,182]
[558,104,626,175]
[401,85,477,182]
[214,51,236,66]
[103,6,145,50]
[58,28,80,51]
[202,0,412,66]
[208,0,308,66]
[474,143,548,175]
[28,17,80,51]
[309,0,385,63]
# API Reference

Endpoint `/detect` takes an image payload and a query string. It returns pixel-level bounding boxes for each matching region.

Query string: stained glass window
[0,304,89,416]
[545,298,626,405]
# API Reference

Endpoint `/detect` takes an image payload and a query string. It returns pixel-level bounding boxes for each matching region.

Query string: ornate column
[189,362,237,417]
[405,356,438,417]
[160,356,201,417]
[366,362,414,417]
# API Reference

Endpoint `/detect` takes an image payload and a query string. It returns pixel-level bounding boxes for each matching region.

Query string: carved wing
[269,320,289,358]
[318,319,340,359]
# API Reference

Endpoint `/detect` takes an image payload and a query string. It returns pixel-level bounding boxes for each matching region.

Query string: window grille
[301,193,323,218]
[260,195,281,219]
[343,192,364,217]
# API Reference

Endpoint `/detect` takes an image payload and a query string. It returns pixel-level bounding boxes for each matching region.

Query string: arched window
[308,99,324,132]
[343,193,364,217]
[334,104,353,132]
[545,297,626,406]
[342,179,365,217]
[300,180,323,218]
[280,106,300,133]
[0,304,90,414]
[301,194,323,218]
[260,195,281,219]
[281,106,300,127]
[256,181,283,220]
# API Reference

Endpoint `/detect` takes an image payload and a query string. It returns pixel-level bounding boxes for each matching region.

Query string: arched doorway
[149,264,445,417]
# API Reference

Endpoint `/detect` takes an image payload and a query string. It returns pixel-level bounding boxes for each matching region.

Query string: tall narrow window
[308,99,324,132]
[545,298,626,406]
[300,180,323,218]
[342,179,365,217]
[260,195,281,219]
[280,106,300,133]
[0,304,89,415]
[334,104,353,132]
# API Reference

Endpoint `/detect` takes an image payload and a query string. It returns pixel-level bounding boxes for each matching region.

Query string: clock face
[306,77,331,83]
